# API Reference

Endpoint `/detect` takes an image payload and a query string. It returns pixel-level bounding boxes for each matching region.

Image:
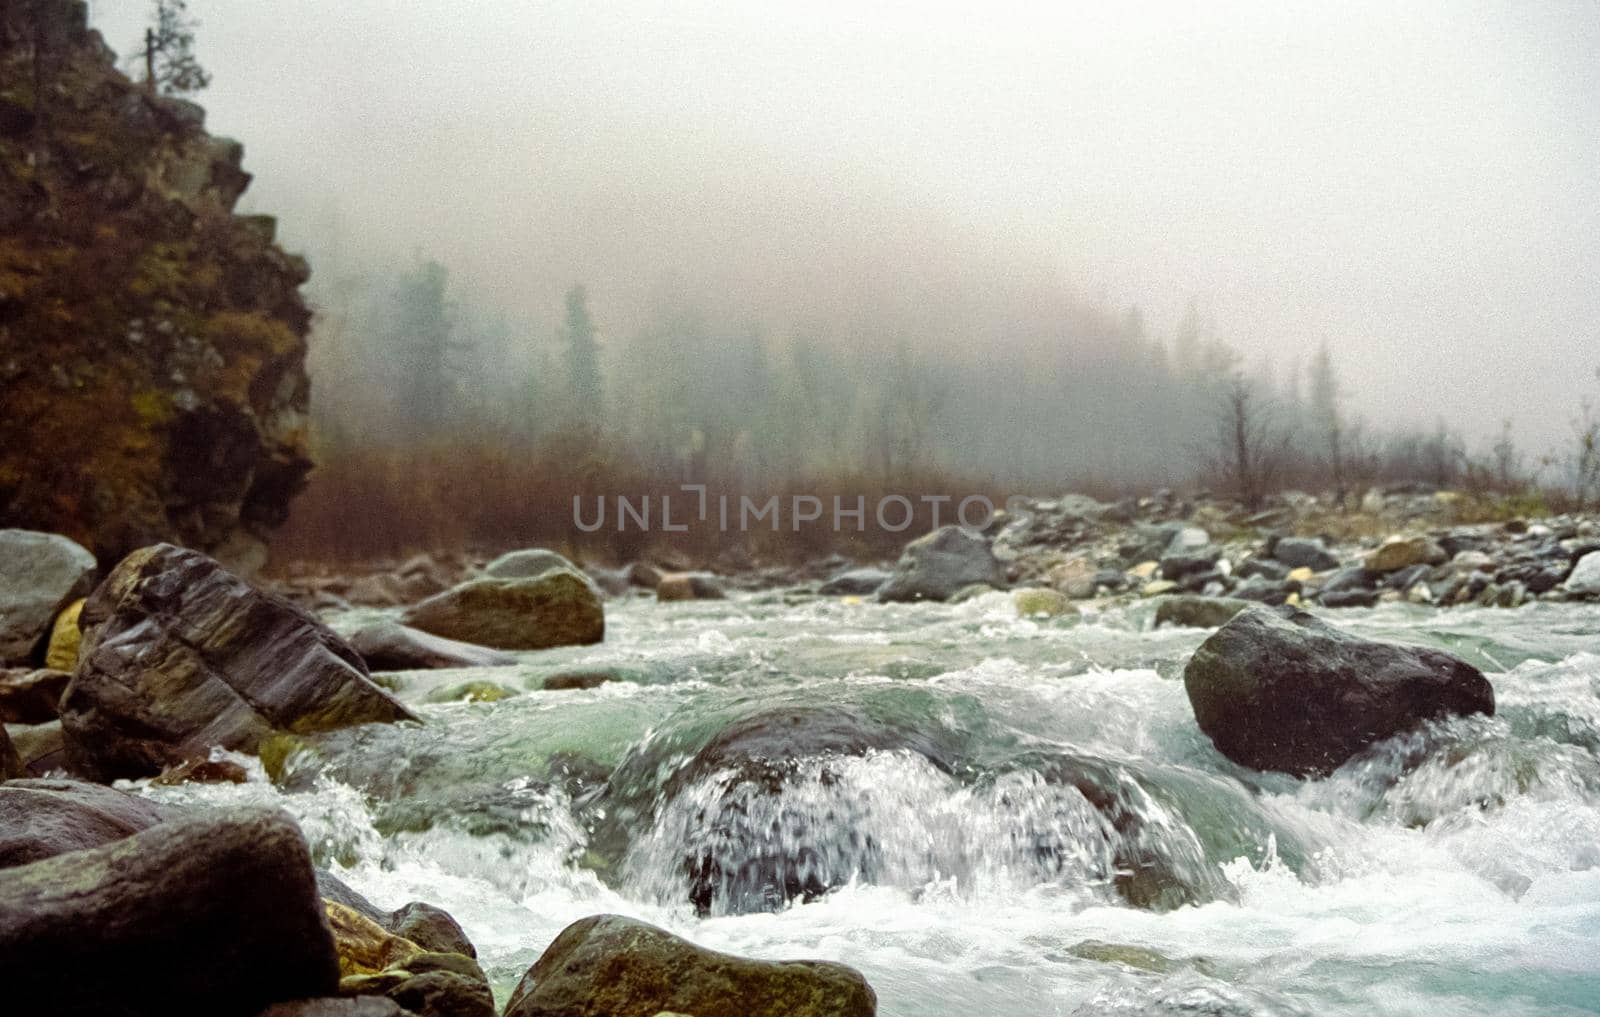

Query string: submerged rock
[818,567,891,596]
[877,526,1006,603]
[402,569,603,650]
[656,572,728,601]
[1013,587,1073,617]
[502,914,876,1017]
[0,530,96,665]
[347,619,517,671]
[1364,535,1447,572]
[0,807,340,1016]
[1183,605,1494,775]
[61,544,414,781]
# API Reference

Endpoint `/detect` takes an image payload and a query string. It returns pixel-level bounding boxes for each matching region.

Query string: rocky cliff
[0,0,311,572]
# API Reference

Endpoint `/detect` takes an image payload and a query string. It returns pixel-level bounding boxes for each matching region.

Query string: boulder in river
[502,914,876,1017]
[0,530,96,666]
[1364,535,1447,572]
[1154,595,1252,629]
[5,720,65,775]
[402,568,604,650]
[0,807,340,1016]
[0,777,171,868]
[347,619,517,671]
[483,548,579,579]
[1183,605,1494,775]
[877,526,1006,603]
[1270,536,1339,571]
[1564,550,1600,598]
[60,544,415,782]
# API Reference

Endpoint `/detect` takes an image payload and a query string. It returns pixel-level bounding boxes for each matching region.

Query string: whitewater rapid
[133,594,1600,1016]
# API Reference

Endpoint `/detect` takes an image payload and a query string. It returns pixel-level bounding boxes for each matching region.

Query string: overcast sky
[90,1,1600,454]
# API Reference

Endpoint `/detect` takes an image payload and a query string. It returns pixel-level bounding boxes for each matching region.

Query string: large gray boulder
[1270,536,1339,571]
[1564,551,1600,598]
[1183,606,1494,775]
[877,526,1005,603]
[503,914,876,1017]
[61,544,415,782]
[0,530,96,666]
[483,548,579,579]
[0,778,171,869]
[346,619,516,671]
[0,807,340,1016]
[402,568,604,651]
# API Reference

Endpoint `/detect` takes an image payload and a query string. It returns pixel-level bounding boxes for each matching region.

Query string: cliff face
[0,0,311,572]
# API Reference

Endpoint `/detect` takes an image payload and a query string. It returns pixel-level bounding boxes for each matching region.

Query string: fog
[90,0,1600,456]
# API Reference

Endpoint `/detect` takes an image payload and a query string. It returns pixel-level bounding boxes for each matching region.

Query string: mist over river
[136,593,1600,1016]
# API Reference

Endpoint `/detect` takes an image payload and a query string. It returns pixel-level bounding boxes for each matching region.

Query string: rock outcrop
[1183,605,1494,775]
[0,530,95,665]
[61,544,414,781]
[0,1,312,569]
[0,777,170,868]
[503,914,877,1017]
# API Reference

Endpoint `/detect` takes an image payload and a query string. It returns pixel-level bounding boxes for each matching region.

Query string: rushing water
[136,593,1600,1016]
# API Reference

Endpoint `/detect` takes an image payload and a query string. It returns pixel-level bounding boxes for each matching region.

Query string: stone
[1013,587,1073,617]
[327,901,426,976]
[541,668,619,691]
[1140,579,1178,597]
[389,901,476,959]
[818,567,891,596]
[1318,588,1380,609]
[1230,578,1297,605]
[656,572,728,601]
[0,726,21,780]
[0,530,96,665]
[401,569,604,651]
[1183,606,1494,775]
[1563,551,1600,598]
[151,756,251,785]
[0,808,340,1015]
[385,967,495,1017]
[257,1000,408,1017]
[60,544,415,782]
[423,680,516,704]
[1154,595,1252,629]
[1235,557,1290,582]
[1127,561,1159,580]
[1271,537,1339,571]
[483,548,579,579]
[1159,549,1219,580]
[348,619,517,671]
[0,777,172,868]
[502,914,876,1017]
[624,562,664,589]
[5,720,65,775]
[1285,566,1315,583]
[877,526,1006,603]
[0,667,70,723]
[43,598,84,671]
[1165,526,1210,555]
[1364,535,1447,572]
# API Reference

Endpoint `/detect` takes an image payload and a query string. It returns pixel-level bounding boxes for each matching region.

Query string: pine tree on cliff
[141,0,210,96]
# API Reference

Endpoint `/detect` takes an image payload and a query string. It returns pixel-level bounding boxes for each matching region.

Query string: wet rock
[656,572,728,601]
[327,901,426,976]
[502,914,876,1017]
[1565,551,1600,597]
[0,667,70,723]
[0,807,340,1016]
[1270,536,1339,571]
[540,668,619,691]
[1183,606,1494,775]
[0,726,21,779]
[0,530,96,665]
[43,598,84,671]
[1364,535,1447,572]
[423,680,516,704]
[1165,526,1210,555]
[348,619,517,671]
[0,778,172,868]
[819,567,891,596]
[1235,557,1290,582]
[257,999,408,1017]
[583,564,632,597]
[384,964,495,1017]
[389,902,476,959]
[1013,587,1073,617]
[61,544,415,782]
[1154,595,1252,629]
[151,756,251,785]
[1158,548,1218,581]
[624,562,664,589]
[877,526,1006,602]
[402,569,603,651]
[483,548,579,579]
[1318,588,1380,608]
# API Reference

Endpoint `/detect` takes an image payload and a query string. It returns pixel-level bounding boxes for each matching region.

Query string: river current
[135,592,1600,1016]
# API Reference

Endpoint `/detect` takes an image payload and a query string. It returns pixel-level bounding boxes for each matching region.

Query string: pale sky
[90,1,1600,454]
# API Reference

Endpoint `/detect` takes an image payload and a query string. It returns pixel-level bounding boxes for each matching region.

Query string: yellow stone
[44,599,84,671]
[1286,567,1314,583]
[1141,579,1178,597]
[324,901,425,976]
[1013,587,1072,617]
[1128,561,1159,580]
[841,595,862,606]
